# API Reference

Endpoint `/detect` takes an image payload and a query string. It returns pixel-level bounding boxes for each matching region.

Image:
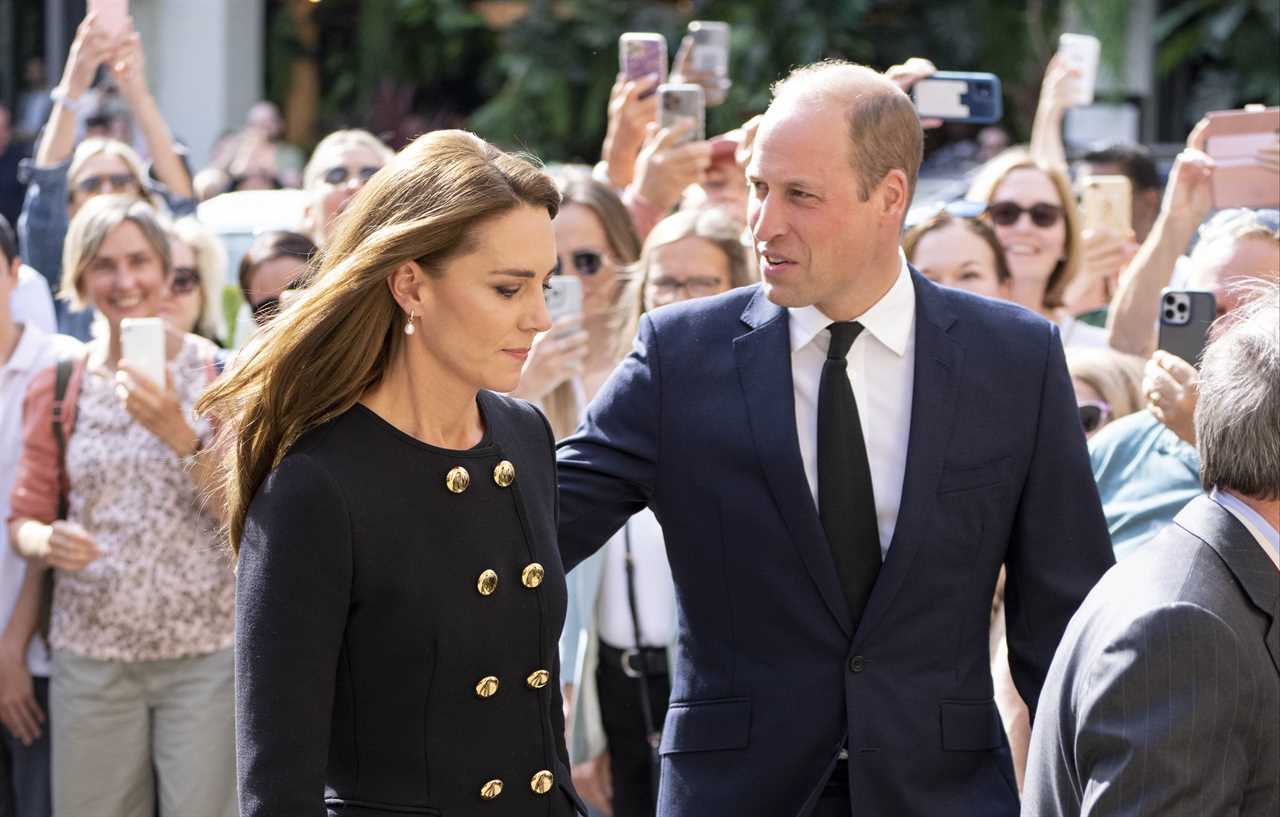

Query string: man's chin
[763,281,808,309]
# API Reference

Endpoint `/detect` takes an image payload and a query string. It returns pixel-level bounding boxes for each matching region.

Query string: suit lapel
[733,288,853,638]
[1176,495,1280,675]
[853,272,963,646]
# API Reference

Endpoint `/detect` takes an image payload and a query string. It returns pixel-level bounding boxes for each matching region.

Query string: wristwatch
[50,86,90,115]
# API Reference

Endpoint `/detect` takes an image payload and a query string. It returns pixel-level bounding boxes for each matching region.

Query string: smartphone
[1079,175,1132,234]
[910,72,1003,124]
[1203,106,1280,209]
[619,33,668,91]
[687,21,730,78]
[88,0,130,41]
[1057,33,1100,107]
[545,275,583,325]
[120,317,167,387]
[1157,289,1216,367]
[658,83,706,145]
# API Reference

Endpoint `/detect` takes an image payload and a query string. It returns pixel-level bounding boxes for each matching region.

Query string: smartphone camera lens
[1164,309,1176,321]
[1177,302,1188,313]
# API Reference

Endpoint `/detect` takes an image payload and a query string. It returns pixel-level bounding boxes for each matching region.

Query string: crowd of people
[0,10,1277,817]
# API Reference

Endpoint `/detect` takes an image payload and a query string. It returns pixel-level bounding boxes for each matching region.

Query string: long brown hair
[198,130,560,553]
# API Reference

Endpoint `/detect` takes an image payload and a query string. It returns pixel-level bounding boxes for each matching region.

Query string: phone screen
[620,34,667,85]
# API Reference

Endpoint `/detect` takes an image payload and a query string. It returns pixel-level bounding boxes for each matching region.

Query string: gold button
[530,770,554,795]
[493,460,516,487]
[475,676,499,698]
[526,669,550,689]
[480,779,504,800]
[477,569,498,596]
[521,563,545,589]
[445,466,471,494]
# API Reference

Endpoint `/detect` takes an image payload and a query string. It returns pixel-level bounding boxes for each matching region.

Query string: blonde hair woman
[968,147,1106,348]
[199,130,586,816]
[1065,347,1147,438]
[8,196,232,817]
[159,216,229,344]
[299,128,395,246]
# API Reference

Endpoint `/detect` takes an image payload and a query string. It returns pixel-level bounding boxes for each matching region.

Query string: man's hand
[630,121,713,214]
[0,644,44,747]
[1145,350,1198,445]
[571,751,614,815]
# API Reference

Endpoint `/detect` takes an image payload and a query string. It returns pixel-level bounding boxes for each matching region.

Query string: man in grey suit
[1023,284,1280,817]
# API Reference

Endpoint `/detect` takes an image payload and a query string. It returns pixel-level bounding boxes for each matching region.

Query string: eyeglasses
[988,201,1063,228]
[1078,400,1111,434]
[553,249,608,277]
[171,266,201,296]
[75,174,137,195]
[647,275,725,299]
[321,165,381,186]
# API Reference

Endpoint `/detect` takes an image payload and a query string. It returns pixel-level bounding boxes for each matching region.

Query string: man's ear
[877,168,911,223]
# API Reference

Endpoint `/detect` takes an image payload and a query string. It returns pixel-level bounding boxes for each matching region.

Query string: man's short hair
[0,213,17,266]
[1195,283,1280,500]
[771,60,923,203]
[1193,208,1280,259]
[1080,143,1161,192]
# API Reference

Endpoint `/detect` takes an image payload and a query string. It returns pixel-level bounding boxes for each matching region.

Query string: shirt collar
[1211,487,1280,569]
[789,250,915,357]
[1,324,49,376]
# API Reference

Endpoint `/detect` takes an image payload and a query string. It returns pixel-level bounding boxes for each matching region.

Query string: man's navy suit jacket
[556,271,1115,817]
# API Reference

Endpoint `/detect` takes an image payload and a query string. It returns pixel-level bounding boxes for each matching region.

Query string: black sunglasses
[553,249,606,277]
[76,173,137,195]
[321,165,381,186]
[1078,400,1111,434]
[171,265,201,296]
[988,201,1063,228]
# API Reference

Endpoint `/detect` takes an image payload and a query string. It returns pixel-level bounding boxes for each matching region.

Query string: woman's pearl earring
[404,309,416,336]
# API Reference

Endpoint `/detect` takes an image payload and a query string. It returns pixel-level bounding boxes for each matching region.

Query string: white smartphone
[658,83,706,145]
[688,21,730,78]
[1057,33,1100,107]
[545,275,583,325]
[120,317,167,387]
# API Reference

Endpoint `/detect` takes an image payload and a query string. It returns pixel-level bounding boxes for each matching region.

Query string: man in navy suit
[556,61,1114,817]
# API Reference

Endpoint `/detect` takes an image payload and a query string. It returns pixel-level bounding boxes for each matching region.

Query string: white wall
[131,0,263,169]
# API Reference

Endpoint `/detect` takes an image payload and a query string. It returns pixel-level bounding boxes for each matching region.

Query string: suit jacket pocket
[325,799,442,816]
[939,699,1004,751]
[938,457,1010,495]
[659,697,751,755]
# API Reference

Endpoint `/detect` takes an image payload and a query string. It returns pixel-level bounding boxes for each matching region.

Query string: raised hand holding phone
[1056,33,1100,107]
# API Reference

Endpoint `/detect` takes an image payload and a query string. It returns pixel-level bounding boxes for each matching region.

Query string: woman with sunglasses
[300,129,394,247]
[17,15,193,341]
[967,148,1107,348]
[1066,347,1146,439]
[159,217,229,345]
[514,172,642,438]
[237,230,317,327]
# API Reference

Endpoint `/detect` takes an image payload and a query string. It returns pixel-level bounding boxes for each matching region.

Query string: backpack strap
[51,355,76,520]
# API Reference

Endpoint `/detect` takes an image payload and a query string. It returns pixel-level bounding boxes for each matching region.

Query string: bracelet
[50,86,90,116]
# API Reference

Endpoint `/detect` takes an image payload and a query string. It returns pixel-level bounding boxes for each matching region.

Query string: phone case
[1058,33,1100,106]
[545,275,583,324]
[1080,175,1132,234]
[1157,290,1216,367]
[88,0,130,39]
[658,83,706,144]
[1203,107,1280,209]
[619,34,668,86]
[688,21,730,77]
[911,72,1003,124]
[120,317,167,387]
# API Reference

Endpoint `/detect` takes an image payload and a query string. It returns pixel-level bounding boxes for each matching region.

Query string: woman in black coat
[200,130,585,817]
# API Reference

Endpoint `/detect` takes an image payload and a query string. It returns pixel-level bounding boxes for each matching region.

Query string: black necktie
[817,321,882,628]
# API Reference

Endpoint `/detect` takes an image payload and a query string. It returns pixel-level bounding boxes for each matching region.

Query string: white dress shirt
[597,508,676,648]
[789,253,916,559]
[1211,488,1280,570]
[11,265,56,335]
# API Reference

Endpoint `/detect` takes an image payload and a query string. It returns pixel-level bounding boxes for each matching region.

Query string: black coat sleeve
[235,452,353,817]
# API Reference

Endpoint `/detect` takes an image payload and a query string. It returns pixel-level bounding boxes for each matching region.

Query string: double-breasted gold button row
[476,564,543,596]
[480,770,555,800]
[446,461,515,494]
[473,669,550,698]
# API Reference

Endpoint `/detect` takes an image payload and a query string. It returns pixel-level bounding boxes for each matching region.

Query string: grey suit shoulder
[1023,494,1280,817]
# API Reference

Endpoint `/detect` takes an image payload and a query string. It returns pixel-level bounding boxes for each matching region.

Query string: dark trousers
[0,675,51,817]
[809,759,850,816]
[595,641,671,817]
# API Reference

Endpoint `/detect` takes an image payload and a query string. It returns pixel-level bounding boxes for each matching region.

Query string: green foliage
[1154,0,1280,105]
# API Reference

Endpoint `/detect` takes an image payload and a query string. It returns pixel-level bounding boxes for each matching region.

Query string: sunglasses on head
[76,173,137,195]
[554,249,606,277]
[321,165,381,186]
[1078,400,1111,434]
[171,265,201,296]
[988,201,1063,228]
